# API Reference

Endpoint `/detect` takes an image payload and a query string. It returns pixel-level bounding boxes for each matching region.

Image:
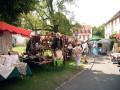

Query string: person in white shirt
[35,41,42,52]
[83,40,88,63]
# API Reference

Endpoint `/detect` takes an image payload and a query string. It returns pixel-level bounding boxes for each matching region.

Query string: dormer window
[83,30,86,33]
[79,30,82,33]
[87,30,90,33]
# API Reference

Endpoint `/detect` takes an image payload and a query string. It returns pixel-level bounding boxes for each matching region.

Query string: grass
[0,46,85,90]
[12,46,26,56]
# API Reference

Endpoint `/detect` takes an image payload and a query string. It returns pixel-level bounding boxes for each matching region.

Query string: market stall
[0,21,31,55]
[0,21,32,81]
[23,33,55,65]
[23,32,76,65]
[97,39,110,54]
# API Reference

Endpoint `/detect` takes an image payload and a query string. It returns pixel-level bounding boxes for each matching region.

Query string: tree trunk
[53,25,59,33]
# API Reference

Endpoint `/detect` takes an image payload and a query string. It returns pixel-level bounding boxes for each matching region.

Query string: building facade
[71,25,92,41]
[105,10,120,39]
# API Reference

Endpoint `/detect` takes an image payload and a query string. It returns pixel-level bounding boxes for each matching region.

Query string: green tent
[89,37,101,41]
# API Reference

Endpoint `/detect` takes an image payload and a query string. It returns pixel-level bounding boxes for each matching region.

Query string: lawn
[0,46,85,90]
[12,46,26,56]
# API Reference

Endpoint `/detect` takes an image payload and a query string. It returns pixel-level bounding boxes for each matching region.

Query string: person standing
[73,44,83,69]
[35,41,42,55]
[83,40,88,63]
[93,41,98,56]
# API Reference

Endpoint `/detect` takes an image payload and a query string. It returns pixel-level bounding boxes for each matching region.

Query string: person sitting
[35,41,42,54]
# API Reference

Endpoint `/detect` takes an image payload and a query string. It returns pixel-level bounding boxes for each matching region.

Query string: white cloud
[66,0,120,26]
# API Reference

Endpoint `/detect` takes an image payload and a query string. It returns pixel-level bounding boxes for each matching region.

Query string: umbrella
[89,37,101,41]
[97,39,110,43]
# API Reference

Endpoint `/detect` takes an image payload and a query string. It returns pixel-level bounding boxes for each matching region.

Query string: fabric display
[0,55,32,81]
[14,62,27,75]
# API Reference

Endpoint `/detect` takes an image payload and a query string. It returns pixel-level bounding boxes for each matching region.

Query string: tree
[36,0,76,34]
[54,12,72,35]
[0,0,38,25]
[92,24,105,38]
[72,22,83,29]
[20,13,44,30]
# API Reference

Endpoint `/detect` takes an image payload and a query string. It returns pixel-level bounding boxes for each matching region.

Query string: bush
[110,40,114,51]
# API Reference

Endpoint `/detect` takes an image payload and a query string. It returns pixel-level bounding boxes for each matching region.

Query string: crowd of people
[73,40,99,70]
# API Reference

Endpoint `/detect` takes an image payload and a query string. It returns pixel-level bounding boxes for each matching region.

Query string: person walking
[73,44,83,69]
[93,41,98,56]
[83,40,88,63]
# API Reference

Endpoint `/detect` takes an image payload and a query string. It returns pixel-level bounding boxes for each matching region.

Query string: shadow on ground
[58,68,120,90]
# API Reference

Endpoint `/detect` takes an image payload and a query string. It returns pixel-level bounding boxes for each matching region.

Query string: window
[119,17,120,24]
[87,35,89,39]
[115,19,117,26]
[106,34,108,38]
[106,25,107,29]
[87,30,90,33]
[83,30,86,33]
[79,30,82,33]
[83,36,85,40]
[79,35,81,38]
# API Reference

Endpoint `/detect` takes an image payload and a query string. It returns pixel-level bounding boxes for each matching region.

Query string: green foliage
[19,13,45,30]
[92,24,105,38]
[118,41,120,47]
[54,12,72,35]
[20,0,75,35]
[0,0,38,25]
[109,31,118,39]
[110,40,114,51]
[72,22,83,29]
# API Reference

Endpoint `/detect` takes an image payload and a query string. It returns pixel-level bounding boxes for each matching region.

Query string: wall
[105,16,120,39]
[12,34,26,46]
[0,31,12,55]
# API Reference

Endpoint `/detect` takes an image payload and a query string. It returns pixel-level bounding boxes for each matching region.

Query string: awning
[0,21,31,37]
[89,37,101,41]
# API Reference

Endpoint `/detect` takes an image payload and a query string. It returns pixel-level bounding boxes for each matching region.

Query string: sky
[66,0,120,27]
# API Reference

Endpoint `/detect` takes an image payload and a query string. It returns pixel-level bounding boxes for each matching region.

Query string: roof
[71,25,92,36]
[105,10,120,25]
[80,25,92,30]
[71,25,92,31]
[0,21,31,37]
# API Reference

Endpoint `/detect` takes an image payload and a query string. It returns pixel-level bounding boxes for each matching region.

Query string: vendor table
[0,55,32,81]
[31,59,53,65]
[0,64,32,81]
[110,53,120,66]
[98,49,107,54]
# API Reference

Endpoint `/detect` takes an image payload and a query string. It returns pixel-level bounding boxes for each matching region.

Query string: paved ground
[57,54,120,90]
